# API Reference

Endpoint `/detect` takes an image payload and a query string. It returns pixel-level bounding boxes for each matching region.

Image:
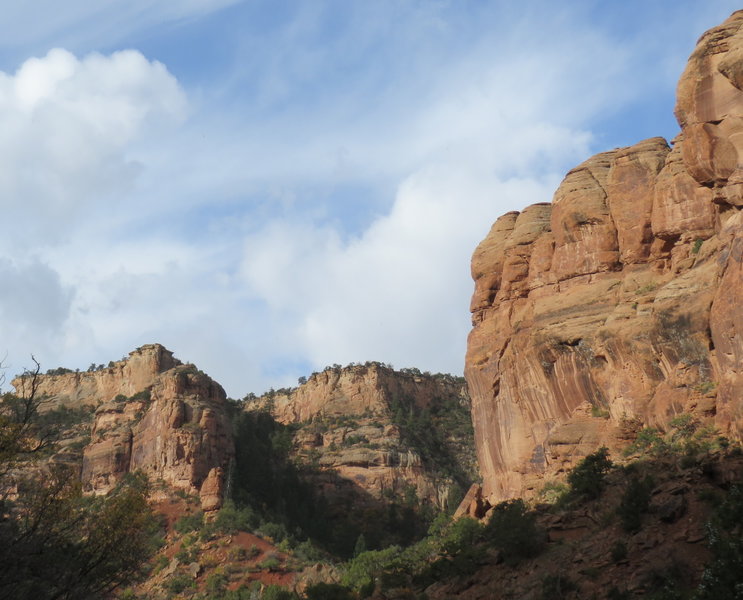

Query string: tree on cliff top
[0,358,161,599]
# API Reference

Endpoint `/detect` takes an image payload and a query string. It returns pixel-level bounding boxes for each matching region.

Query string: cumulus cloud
[239,165,562,379]
[3,2,739,399]
[0,48,186,378]
[0,48,185,249]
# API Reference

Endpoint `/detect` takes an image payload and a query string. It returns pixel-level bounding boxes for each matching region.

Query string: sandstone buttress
[466,11,743,504]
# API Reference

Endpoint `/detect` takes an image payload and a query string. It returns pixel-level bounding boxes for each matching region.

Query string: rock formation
[14,344,234,510]
[250,363,475,510]
[466,11,743,504]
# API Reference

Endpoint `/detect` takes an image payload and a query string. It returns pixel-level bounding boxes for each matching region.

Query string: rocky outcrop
[14,345,234,510]
[250,363,475,510]
[466,11,743,503]
[12,344,180,409]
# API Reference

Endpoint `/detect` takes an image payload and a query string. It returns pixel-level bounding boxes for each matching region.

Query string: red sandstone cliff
[13,344,234,510]
[250,363,475,510]
[466,12,743,504]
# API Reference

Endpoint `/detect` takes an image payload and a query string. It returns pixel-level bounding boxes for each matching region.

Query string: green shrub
[175,545,198,564]
[485,499,543,564]
[342,546,401,594]
[695,485,743,599]
[259,555,282,571]
[624,428,667,457]
[538,480,569,505]
[617,475,654,532]
[163,573,194,594]
[206,571,229,596]
[174,511,203,535]
[440,517,484,556]
[294,539,325,563]
[304,582,354,600]
[257,521,288,542]
[263,585,297,600]
[567,447,613,500]
[214,501,259,534]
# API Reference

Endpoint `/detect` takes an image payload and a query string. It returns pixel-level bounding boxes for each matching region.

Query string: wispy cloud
[1,2,741,395]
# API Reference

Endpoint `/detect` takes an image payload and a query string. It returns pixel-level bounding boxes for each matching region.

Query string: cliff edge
[466,11,743,503]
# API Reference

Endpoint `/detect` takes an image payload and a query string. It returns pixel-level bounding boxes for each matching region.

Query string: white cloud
[3,2,741,399]
[0,258,72,374]
[0,48,185,376]
[0,48,186,248]
[239,165,563,379]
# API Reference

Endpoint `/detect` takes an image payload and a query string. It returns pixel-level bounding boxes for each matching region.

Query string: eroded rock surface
[250,363,475,511]
[466,11,743,504]
[14,344,233,510]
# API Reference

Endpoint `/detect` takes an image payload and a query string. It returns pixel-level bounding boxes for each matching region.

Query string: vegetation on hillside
[226,403,436,558]
[0,360,162,600]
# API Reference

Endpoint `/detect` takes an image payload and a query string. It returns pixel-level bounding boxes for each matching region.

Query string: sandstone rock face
[466,11,743,503]
[13,344,180,409]
[251,363,475,510]
[15,345,234,510]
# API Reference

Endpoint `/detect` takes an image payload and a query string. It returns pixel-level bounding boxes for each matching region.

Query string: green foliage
[538,480,569,505]
[129,389,152,403]
[342,434,368,447]
[342,546,402,594]
[223,582,262,600]
[174,510,203,535]
[567,447,613,500]
[485,499,543,564]
[258,521,289,543]
[643,560,690,600]
[259,555,282,571]
[624,427,667,456]
[163,573,194,594]
[263,584,297,600]
[213,500,259,535]
[387,393,476,488]
[304,582,355,600]
[440,517,485,556]
[206,571,229,597]
[617,475,654,532]
[294,539,325,563]
[695,484,743,599]
[0,364,161,600]
[354,533,367,557]
[624,415,726,464]
[45,367,74,376]
[692,238,703,254]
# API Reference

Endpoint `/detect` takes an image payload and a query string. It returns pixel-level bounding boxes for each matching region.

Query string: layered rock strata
[14,345,233,510]
[466,12,743,503]
[251,363,475,510]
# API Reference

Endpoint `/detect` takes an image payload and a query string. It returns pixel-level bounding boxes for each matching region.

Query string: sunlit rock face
[15,344,234,510]
[252,363,475,510]
[465,11,743,504]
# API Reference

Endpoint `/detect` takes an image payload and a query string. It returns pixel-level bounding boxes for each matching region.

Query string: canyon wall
[466,11,743,503]
[250,363,475,510]
[13,344,234,510]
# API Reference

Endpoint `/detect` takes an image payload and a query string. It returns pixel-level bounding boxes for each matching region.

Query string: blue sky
[0,1,739,397]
